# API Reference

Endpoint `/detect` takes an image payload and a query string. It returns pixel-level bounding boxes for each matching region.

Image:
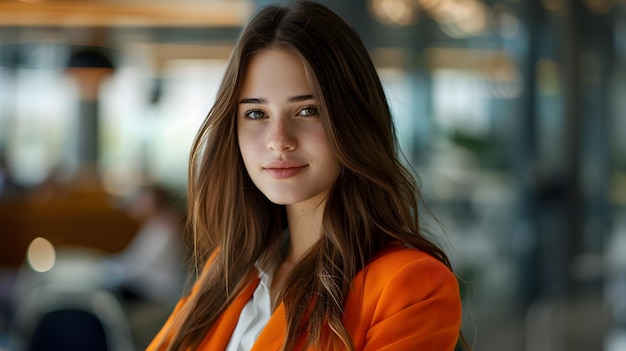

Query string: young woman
[148,1,464,350]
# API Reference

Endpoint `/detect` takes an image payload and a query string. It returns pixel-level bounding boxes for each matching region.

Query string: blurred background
[0,0,624,350]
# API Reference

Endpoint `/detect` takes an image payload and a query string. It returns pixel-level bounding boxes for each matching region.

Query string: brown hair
[159,1,462,350]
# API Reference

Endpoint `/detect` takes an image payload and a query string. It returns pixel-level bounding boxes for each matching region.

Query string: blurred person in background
[148,1,467,351]
[99,184,188,348]
[101,184,187,304]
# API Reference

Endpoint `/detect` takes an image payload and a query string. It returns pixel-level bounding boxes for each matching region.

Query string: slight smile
[264,161,308,179]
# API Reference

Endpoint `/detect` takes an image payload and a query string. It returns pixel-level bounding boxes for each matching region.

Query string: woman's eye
[245,110,266,119]
[297,106,318,117]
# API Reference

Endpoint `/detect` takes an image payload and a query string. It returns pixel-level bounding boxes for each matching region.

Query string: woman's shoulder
[344,242,462,348]
[367,242,454,277]
[354,242,459,297]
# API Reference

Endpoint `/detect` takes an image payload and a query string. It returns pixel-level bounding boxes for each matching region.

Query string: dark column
[562,0,585,292]
[514,0,543,306]
[65,47,115,170]
[576,1,614,287]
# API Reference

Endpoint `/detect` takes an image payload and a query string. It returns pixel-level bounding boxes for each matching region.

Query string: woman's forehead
[239,48,315,100]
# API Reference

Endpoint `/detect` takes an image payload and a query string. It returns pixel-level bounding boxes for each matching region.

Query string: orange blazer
[147,244,462,350]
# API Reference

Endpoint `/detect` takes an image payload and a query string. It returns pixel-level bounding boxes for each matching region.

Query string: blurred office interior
[0,0,625,350]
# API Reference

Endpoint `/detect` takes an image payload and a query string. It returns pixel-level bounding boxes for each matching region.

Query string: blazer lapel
[250,303,287,351]
[197,276,261,350]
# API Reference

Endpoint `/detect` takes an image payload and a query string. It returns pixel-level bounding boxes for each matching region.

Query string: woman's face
[237,48,341,209]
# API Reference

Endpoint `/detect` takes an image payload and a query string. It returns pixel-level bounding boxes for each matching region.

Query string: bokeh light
[27,237,56,273]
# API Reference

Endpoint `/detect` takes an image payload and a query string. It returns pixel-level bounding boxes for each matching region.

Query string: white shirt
[225,263,276,351]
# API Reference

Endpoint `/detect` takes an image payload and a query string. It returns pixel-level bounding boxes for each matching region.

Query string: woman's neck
[284,192,328,264]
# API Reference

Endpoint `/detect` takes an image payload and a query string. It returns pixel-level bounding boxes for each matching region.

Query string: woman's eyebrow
[239,95,314,104]
[239,97,266,104]
[287,94,314,102]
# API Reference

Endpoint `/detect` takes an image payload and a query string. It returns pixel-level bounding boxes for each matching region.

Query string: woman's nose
[267,117,297,152]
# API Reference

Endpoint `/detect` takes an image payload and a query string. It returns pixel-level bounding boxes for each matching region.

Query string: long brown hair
[160,1,461,350]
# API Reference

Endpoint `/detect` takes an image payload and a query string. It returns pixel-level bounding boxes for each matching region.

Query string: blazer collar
[196,274,289,351]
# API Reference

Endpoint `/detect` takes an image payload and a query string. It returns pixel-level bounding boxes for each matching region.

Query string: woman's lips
[263,161,308,179]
